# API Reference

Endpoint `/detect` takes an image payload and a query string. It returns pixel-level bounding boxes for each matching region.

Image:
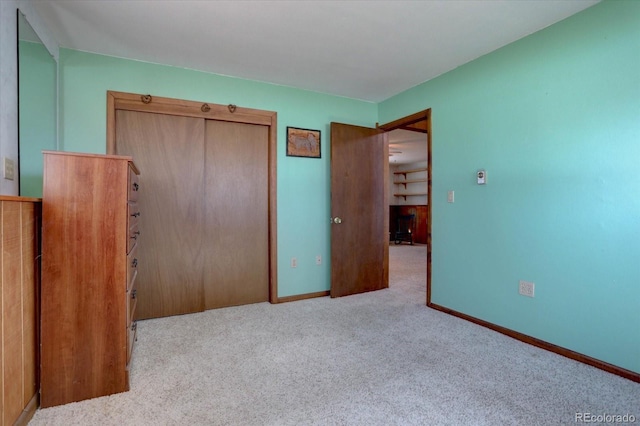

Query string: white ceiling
[18,12,39,43]
[388,129,428,166]
[33,0,599,103]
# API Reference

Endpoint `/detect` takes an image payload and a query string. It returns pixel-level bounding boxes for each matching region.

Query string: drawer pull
[130,231,140,240]
[131,212,140,218]
[132,182,139,191]
[131,289,137,299]
[131,321,137,332]
[132,258,138,268]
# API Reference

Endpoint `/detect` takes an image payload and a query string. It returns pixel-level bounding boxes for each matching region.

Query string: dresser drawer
[127,243,138,293]
[127,321,137,364]
[127,277,138,328]
[128,202,140,229]
[128,166,140,202]
[128,222,140,254]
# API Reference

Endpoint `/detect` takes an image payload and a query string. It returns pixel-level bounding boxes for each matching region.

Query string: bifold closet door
[204,120,269,309]
[116,111,205,319]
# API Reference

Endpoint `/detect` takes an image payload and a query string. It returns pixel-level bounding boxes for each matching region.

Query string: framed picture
[286,126,321,158]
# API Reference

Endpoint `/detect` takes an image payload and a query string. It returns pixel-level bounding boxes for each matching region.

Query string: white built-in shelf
[393,178,427,187]
[393,192,428,200]
[393,167,427,176]
[393,168,427,200]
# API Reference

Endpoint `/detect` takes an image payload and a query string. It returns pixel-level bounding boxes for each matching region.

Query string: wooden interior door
[330,122,388,297]
[116,110,205,319]
[204,120,269,308]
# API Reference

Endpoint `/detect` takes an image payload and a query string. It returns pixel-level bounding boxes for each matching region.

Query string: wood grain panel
[204,120,269,309]
[41,153,129,407]
[20,202,38,410]
[116,110,205,319]
[0,198,40,426]
[330,123,388,298]
[2,201,24,425]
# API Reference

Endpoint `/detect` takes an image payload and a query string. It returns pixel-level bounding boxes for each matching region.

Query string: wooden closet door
[116,111,205,319]
[204,120,269,309]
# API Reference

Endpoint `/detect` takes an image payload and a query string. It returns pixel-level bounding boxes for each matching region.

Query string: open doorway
[379,110,431,305]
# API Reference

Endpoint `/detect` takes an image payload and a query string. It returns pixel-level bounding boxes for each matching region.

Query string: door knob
[332,217,342,224]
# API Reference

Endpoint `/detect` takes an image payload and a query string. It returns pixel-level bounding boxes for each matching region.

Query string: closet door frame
[106,91,278,304]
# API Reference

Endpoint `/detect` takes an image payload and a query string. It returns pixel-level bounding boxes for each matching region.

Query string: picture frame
[286,126,321,158]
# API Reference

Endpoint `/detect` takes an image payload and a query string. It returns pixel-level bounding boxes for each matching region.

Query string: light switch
[447,190,454,203]
[3,158,15,181]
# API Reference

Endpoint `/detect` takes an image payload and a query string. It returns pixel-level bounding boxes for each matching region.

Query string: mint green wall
[40,0,639,375]
[18,40,56,197]
[379,0,639,374]
[57,49,377,298]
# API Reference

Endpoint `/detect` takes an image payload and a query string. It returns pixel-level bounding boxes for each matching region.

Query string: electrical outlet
[290,257,297,268]
[3,158,15,181]
[315,255,322,265]
[447,190,454,203]
[519,280,535,298]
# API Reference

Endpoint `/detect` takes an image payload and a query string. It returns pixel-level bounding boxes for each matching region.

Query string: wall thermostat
[477,170,486,185]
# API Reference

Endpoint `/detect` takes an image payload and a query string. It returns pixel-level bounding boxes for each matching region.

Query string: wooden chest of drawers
[41,151,140,407]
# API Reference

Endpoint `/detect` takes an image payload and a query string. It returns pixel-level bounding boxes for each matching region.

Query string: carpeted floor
[30,244,639,425]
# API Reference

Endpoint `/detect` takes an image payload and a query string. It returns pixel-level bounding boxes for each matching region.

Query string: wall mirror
[18,9,57,198]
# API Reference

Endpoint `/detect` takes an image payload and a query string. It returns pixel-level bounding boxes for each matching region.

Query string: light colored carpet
[30,244,639,425]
